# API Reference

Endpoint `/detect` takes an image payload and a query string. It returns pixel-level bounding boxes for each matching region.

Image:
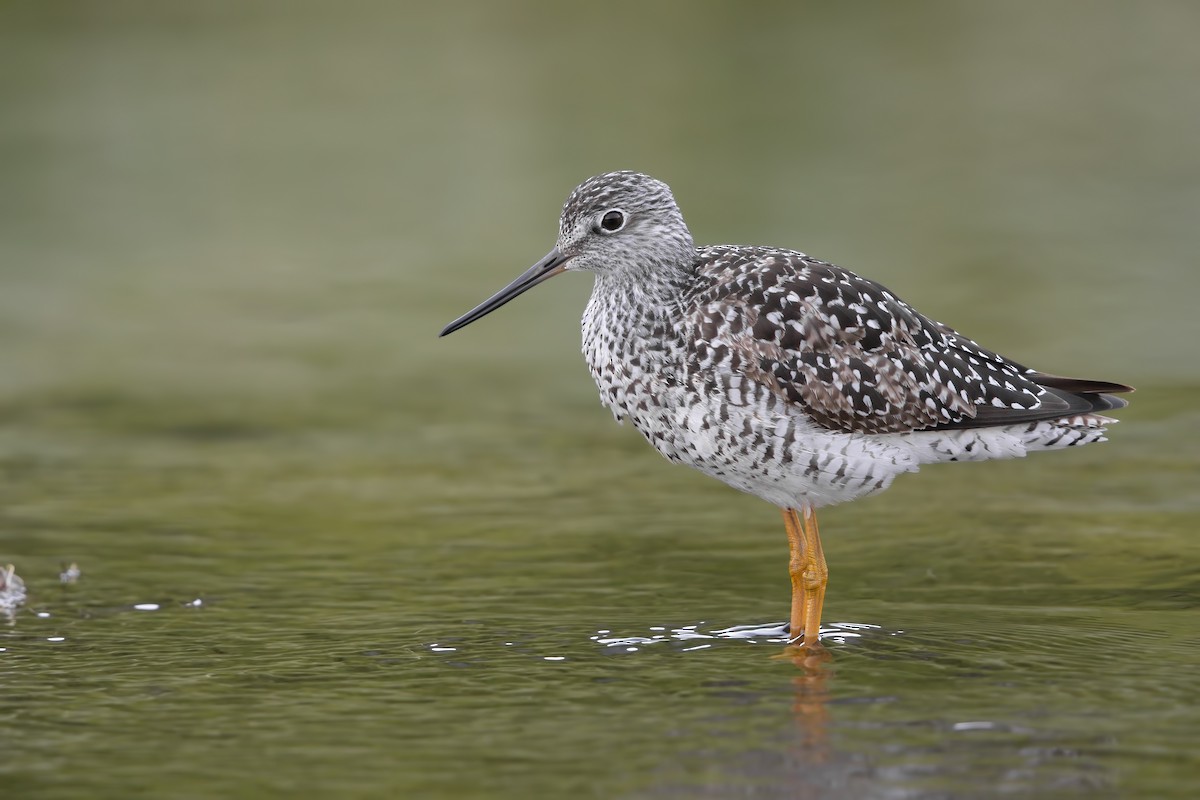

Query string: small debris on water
[60,562,81,584]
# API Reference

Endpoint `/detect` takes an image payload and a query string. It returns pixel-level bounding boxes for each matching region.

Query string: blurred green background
[2,2,1198,798]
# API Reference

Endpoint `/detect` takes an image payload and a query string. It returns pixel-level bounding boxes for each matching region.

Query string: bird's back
[686,245,1129,435]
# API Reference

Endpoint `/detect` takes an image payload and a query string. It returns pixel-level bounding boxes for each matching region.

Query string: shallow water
[2,2,1199,798]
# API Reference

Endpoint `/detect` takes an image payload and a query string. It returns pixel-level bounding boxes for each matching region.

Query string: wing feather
[686,247,1130,435]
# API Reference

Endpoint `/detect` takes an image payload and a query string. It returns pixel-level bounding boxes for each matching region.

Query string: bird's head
[440,171,694,337]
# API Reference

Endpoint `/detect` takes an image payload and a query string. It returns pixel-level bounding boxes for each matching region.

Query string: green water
[2,2,1198,797]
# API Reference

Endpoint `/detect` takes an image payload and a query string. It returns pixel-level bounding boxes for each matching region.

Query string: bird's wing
[686,247,1127,435]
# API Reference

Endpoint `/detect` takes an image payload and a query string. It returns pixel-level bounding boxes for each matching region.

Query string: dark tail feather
[1031,373,1134,412]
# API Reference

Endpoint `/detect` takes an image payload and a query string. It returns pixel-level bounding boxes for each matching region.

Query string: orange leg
[782,506,828,647]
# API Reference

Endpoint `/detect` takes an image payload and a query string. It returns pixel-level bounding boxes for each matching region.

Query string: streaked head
[439,171,694,337]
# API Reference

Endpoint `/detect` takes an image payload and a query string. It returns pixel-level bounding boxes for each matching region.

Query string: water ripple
[418,620,894,663]
[591,621,889,653]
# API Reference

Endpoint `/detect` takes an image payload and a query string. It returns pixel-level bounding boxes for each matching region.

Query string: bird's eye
[599,210,626,233]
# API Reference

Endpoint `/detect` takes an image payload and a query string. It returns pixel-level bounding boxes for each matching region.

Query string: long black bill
[439,248,571,337]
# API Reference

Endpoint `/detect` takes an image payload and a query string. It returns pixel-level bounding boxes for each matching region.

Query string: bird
[439,171,1132,648]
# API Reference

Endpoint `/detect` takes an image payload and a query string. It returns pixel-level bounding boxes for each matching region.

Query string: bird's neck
[581,256,697,412]
[591,253,696,318]
[586,258,693,341]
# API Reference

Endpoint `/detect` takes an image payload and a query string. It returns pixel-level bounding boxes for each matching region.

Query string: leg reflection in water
[781,644,834,762]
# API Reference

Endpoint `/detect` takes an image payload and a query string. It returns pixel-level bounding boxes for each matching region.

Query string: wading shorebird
[440,171,1132,647]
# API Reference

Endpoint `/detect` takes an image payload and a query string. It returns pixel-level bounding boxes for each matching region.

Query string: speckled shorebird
[440,171,1132,647]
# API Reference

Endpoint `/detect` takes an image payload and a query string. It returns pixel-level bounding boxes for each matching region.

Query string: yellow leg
[782,508,808,642]
[782,506,829,647]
